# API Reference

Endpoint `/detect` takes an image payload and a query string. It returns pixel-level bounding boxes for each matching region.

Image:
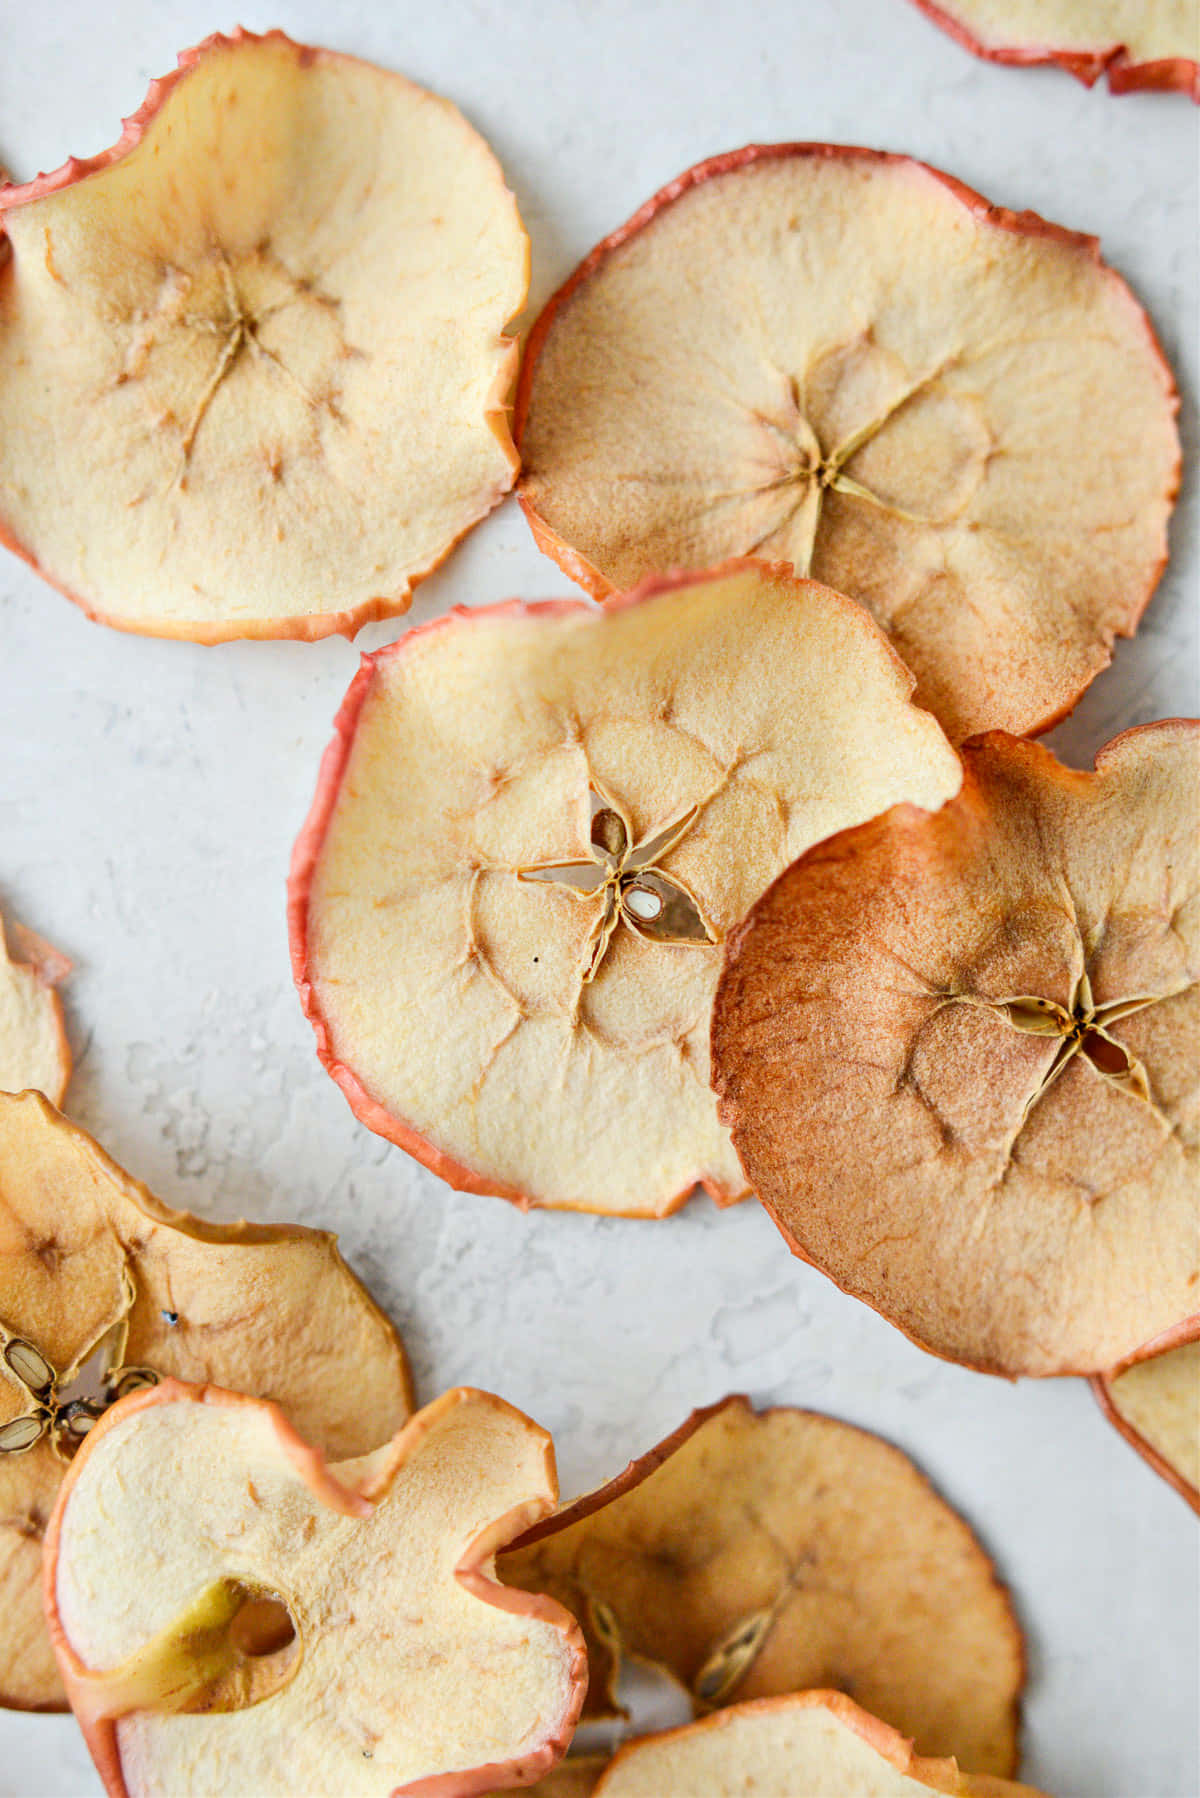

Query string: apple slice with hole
[0,908,71,1103]
[289,558,960,1216]
[712,721,1200,1377]
[501,1396,1024,1776]
[909,1,1199,97]
[1093,1332,1200,1512]
[0,1089,412,1712]
[0,29,528,641]
[515,144,1179,742]
[46,1381,586,1797]
[588,1693,1046,1796]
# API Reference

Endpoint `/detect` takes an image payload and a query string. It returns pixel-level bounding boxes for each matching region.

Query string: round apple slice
[0,1089,412,1712]
[46,1381,586,1798]
[0,29,527,641]
[500,1397,1023,1776]
[909,1,1199,97]
[712,721,1200,1377]
[289,558,960,1215]
[515,145,1179,742]
[591,1694,1046,1797]
[1093,1335,1200,1512]
[0,908,71,1103]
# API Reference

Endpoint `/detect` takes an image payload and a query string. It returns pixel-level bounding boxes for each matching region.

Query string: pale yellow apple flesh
[1097,1340,1200,1510]
[0,911,70,1103]
[919,0,1199,73]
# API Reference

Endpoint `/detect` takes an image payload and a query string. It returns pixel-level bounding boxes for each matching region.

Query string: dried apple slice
[501,1397,1023,1776]
[589,1694,1045,1797]
[0,909,71,1103]
[1093,1335,1200,1512]
[712,721,1200,1377]
[0,1089,412,1712]
[515,146,1179,741]
[909,1,1199,97]
[46,1381,586,1797]
[0,29,527,641]
[485,1758,607,1797]
[289,559,959,1215]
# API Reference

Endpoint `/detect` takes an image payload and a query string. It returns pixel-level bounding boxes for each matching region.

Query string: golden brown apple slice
[1093,1335,1200,1512]
[46,1381,586,1798]
[485,1758,608,1797]
[589,1694,1046,1797]
[909,1,1199,97]
[0,1090,412,1712]
[289,559,959,1215]
[0,29,527,641]
[712,722,1200,1378]
[0,909,71,1102]
[501,1397,1023,1776]
[515,146,1179,742]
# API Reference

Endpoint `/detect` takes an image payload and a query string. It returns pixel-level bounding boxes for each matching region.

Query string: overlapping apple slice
[587,1694,1045,1797]
[289,559,960,1215]
[501,1397,1023,1776]
[1093,1336,1200,1512]
[712,722,1200,1377]
[909,1,1199,97]
[0,1090,412,1711]
[515,145,1179,741]
[46,1381,586,1798]
[0,29,528,640]
[0,909,71,1102]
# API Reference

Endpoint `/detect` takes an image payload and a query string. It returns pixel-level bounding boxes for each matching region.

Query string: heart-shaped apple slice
[47,1382,586,1797]
[0,909,71,1102]
[712,721,1200,1377]
[289,558,959,1216]
[0,1090,411,1711]
[0,30,527,640]
[1093,1334,1200,1512]
[909,1,1199,97]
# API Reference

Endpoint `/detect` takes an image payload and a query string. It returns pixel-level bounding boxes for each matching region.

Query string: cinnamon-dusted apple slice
[289,559,959,1215]
[515,146,1179,741]
[501,1397,1023,1776]
[590,1694,1046,1797]
[0,1090,411,1712]
[1093,1335,1200,1512]
[46,1382,586,1797]
[909,1,1199,98]
[0,30,527,642]
[713,721,1200,1377]
[0,908,71,1102]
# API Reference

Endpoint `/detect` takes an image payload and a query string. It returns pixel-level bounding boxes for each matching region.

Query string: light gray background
[0,2,1196,1794]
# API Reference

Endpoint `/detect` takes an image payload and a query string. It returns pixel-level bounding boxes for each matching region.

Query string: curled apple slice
[289,559,959,1215]
[0,29,527,641]
[501,1397,1023,1776]
[712,722,1200,1377]
[515,145,1179,741]
[910,1,1199,97]
[1093,1335,1200,1512]
[0,909,71,1103]
[589,1694,1045,1796]
[0,1090,411,1712]
[46,1382,586,1798]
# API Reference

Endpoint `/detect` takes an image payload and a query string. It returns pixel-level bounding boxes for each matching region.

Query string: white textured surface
[0,2,1195,1795]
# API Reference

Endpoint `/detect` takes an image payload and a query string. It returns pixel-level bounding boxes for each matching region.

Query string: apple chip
[0,909,71,1103]
[515,146,1180,741]
[712,722,1200,1377]
[589,1694,1045,1797]
[486,1758,607,1798]
[1094,1336,1200,1512]
[0,1090,412,1712]
[0,29,528,641]
[500,1397,1023,1776]
[47,1381,586,1797]
[289,559,959,1215]
[910,1,1199,97]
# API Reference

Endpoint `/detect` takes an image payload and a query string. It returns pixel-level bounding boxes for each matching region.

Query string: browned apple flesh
[516,145,1179,741]
[0,910,70,1103]
[712,722,1200,1377]
[0,30,527,640]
